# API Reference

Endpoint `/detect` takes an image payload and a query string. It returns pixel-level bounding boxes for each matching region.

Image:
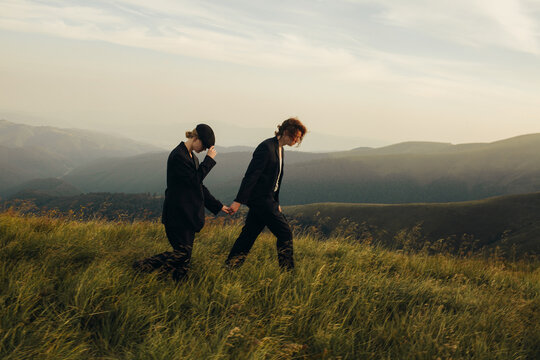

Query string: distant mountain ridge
[4,178,82,198]
[0,119,164,193]
[0,119,163,162]
[349,141,453,155]
[345,133,540,156]
[2,118,540,205]
[59,132,540,204]
[0,145,71,191]
[278,132,540,204]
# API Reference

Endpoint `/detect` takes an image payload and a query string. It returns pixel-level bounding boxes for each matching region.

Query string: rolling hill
[0,119,164,193]
[3,188,538,258]
[0,145,72,192]
[60,133,540,204]
[3,178,82,198]
[62,147,329,194]
[277,133,540,204]
[3,120,540,206]
[285,192,540,257]
[0,119,163,162]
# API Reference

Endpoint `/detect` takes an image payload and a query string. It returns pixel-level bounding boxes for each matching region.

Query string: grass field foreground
[1,211,539,359]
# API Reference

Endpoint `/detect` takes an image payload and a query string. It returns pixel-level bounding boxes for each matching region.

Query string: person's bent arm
[197,146,217,181]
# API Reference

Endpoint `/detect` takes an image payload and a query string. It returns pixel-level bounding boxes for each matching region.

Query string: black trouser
[134,225,195,280]
[226,202,294,270]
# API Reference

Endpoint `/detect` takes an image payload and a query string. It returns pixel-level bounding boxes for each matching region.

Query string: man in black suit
[226,118,307,270]
[134,124,230,281]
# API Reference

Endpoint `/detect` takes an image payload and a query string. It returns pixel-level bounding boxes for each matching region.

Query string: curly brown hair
[275,117,307,144]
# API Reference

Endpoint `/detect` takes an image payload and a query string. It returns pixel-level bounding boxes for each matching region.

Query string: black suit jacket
[234,136,284,207]
[161,142,222,231]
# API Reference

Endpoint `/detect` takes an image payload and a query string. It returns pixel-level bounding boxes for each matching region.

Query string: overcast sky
[1,0,540,149]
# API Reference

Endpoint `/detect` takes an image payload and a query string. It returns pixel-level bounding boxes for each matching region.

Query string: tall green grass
[1,211,539,359]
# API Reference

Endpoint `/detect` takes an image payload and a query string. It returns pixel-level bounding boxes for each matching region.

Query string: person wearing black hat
[133,124,231,281]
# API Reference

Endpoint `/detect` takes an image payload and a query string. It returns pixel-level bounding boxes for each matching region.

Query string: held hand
[229,201,241,215]
[207,146,217,159]
[221,205,232,215]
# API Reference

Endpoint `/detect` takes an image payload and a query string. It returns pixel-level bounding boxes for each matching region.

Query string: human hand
[229,201,241,215]
[278,205,282,213]
[221,205,232,215]
[207,146,217,159]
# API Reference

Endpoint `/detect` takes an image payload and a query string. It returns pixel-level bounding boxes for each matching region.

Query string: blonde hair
[185,128,198,139]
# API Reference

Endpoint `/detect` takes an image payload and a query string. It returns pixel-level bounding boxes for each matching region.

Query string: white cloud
[1,0,539,102]
[0,0,391,74]
[2,0,125,25]
[359,0,540,55]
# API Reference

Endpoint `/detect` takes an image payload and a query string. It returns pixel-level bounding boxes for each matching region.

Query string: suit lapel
[273,137,280,182]
[279,144,284,186]
[180,142,197,169]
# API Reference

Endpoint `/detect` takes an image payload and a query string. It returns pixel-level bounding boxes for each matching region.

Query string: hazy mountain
[350,141,453,155]
[61,133,540,205]
[0,119,163,164]
[0,119,164,193]
[0,145,72,193]
[215,145,254,153]
[63,152,168,194]
[343,134,539,157]
[108,120,386,152]
[62,146,332,195]
[3,117,538,205]
[276,133,540,204]
[285,192,540,257]
[5,178,82,198]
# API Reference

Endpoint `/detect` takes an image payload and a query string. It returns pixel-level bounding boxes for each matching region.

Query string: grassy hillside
[1,192,164,221]
[286,192,540,258]
[1,212,539,359]
[3,191,539,258]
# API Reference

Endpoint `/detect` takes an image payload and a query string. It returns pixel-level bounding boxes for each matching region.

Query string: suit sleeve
[170,154,216,187]
[198,155,216,181]
[203,185,223,215]
[234,142,269,204]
